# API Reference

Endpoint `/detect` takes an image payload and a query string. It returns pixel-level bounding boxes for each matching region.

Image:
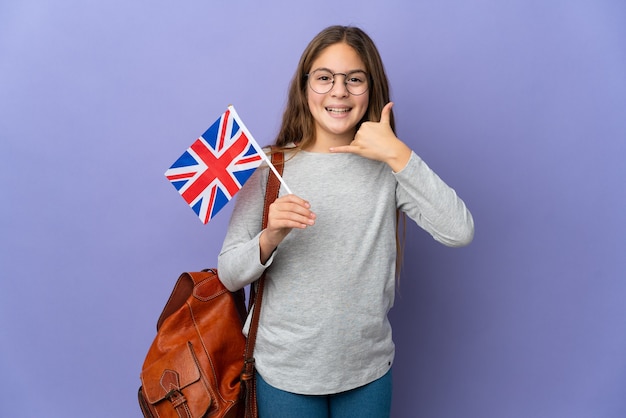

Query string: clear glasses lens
[307,70,369,95]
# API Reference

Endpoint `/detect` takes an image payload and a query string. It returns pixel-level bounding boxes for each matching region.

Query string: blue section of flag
[210,188,229,220]
[170,151,197,169]
[233,168,256,187]
[202,123,219,150]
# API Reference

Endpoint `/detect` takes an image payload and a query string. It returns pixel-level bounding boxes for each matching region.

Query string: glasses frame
[305,69,370,96]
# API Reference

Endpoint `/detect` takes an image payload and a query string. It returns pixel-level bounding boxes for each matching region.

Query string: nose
[330,73,349,97]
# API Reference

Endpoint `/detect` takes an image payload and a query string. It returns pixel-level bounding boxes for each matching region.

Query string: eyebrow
[311,66,367,74]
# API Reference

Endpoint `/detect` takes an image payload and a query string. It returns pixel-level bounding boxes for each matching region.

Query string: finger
[270,211,315,230]
[276,194,311,209]
[379,102,394,124]
[270,214,314,230]
[328,144,356,154]
[274,202,314,219]
[270,198,316,227]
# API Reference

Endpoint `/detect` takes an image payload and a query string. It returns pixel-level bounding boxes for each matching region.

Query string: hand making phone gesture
[330,102,412,172]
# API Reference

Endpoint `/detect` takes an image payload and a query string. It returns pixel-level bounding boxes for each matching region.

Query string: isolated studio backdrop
[1,1,625,417]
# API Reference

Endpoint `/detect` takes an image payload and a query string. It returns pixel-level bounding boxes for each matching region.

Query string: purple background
[1,1,625,417]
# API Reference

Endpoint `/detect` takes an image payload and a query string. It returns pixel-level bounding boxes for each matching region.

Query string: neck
[305,131,354,153]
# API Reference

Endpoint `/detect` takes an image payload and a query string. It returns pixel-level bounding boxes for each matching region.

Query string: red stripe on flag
[236,154,263,165]
[218,109,230,151]
[205,185,217,224]
[166,173,195,181]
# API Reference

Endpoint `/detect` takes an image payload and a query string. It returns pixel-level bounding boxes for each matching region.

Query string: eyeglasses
[305,69,369,96]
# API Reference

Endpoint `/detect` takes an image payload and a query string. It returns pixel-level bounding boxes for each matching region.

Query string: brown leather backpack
[138,270,247,417]
[138,151,283,418]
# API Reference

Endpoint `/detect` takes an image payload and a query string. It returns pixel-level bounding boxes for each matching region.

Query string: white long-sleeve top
[218,150,473,395]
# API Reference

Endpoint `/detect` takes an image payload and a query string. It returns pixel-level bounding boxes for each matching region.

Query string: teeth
[327,108,350,113]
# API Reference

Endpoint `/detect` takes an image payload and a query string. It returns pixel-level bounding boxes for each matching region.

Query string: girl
[218,25,474,418]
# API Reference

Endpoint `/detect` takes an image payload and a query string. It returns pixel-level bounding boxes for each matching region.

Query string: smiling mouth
[326,107,351,114]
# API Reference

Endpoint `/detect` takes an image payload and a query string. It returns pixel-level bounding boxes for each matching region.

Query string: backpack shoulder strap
[242,148,284,386]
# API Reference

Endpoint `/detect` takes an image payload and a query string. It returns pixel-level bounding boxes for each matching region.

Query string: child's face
[307,42,369,147]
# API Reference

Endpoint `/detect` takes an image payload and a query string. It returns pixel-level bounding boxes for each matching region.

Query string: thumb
[379,102,394,124]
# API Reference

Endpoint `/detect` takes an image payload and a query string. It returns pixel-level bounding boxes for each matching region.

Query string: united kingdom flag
[165,106,265,224]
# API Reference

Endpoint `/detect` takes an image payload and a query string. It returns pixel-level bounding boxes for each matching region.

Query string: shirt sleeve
[393,151,474,247]
[217,166,275,291]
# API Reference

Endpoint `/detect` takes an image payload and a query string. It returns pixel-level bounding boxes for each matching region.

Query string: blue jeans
[255,369,392,418]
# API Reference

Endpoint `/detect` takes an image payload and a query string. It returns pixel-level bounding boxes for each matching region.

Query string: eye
[315,72,333,82]
[346,71,367,85]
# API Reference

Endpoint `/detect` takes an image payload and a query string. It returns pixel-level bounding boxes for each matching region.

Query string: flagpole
[228,105,293,195]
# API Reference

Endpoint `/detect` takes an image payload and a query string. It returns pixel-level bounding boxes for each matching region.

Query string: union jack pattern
[165,107,264,224]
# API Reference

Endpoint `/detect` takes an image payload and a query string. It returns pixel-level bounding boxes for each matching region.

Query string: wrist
[386,140,412,172]
[259,229,279,264]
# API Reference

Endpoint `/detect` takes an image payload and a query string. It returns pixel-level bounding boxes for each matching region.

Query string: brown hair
[274,25,395,149]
